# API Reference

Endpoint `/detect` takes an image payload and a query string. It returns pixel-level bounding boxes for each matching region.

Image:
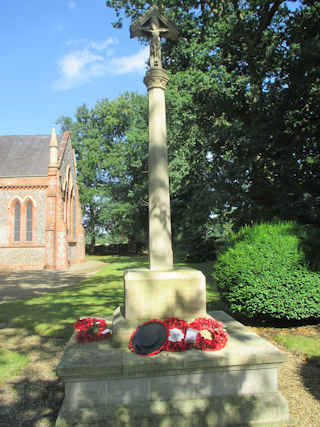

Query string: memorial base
[112,268,207,347]
[56,312,290,426]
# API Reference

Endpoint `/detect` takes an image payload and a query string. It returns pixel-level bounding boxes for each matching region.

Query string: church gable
[0,135,50,177]
[59,132,77,196]
[0,130,85,271]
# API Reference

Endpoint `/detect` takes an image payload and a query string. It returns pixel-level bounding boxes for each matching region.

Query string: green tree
[57,92,149,253]
[106,0,320,236]
[271,1,320,224]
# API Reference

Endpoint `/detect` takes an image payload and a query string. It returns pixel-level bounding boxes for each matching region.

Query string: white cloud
[53,49,105,90]
[65,38,89,47]
[53,39,148,91]
[111,47,149,74]
[90,38,118,51]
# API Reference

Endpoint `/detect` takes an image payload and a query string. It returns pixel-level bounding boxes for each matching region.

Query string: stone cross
[130,7,178,271]
[130,5,178,68]
[142,17,167,68]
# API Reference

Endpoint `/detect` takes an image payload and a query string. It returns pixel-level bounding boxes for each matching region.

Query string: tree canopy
[57,92,149,253]
[58,1,320,257]
[105,0,320,233]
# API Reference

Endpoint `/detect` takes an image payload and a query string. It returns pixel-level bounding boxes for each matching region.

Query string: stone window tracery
[9,197,36,244]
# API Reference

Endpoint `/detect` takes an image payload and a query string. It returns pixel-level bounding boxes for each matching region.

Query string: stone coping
[124,267,205,280]
[57,312,286,380]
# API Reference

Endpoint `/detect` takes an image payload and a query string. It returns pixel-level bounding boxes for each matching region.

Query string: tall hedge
[213,221,320,321]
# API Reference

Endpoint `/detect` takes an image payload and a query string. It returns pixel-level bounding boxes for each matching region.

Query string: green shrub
[213,221,320,321]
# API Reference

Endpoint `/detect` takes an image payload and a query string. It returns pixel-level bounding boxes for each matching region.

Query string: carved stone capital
[144,67,169,91]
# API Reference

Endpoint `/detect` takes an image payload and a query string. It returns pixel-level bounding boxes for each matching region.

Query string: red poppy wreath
[74,317,112,343]
[162,317,194,352]
[129,317,228,356]
[189,318,228,351]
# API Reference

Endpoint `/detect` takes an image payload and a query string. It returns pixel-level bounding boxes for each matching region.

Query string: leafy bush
[213,221,320,321]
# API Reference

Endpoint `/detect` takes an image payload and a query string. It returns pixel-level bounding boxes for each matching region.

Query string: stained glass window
[14,202,20,242]
[26,201,32,241]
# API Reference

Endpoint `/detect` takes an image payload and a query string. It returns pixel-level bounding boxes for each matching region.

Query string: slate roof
[0,135,51,177]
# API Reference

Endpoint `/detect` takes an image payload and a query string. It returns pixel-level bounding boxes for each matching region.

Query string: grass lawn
[0,255,319,426]
[0,349,30,384]
[0,255,227,340]
[275,334,320,359]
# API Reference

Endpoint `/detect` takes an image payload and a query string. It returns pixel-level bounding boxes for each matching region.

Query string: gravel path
[248,325,320,427]
[0,260,105,303]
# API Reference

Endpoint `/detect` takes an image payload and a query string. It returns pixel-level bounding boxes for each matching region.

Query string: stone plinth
[56,312,290,427]
[112,268,207,347]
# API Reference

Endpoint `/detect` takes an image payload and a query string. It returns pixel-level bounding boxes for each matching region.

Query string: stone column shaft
[144,68,173,270]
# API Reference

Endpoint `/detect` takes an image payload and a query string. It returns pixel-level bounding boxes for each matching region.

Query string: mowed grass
[0,255,225,340]
[275,334,320,359]
[0,349,30,384]
[0,255,226,425]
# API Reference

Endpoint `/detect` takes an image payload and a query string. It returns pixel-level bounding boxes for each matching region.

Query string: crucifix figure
[141,16,168,68]
[130,5,178,69]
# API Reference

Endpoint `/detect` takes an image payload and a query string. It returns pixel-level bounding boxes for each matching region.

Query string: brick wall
[0,246,45,270]
[0,188,46,245]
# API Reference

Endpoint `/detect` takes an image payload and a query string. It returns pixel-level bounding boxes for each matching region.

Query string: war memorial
[56,6,290,426]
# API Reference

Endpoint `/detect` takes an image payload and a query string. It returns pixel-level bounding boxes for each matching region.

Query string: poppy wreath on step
[189,317,228,351]
[129,317,228,356]
[74,317,112,343]
[162,317,194,352]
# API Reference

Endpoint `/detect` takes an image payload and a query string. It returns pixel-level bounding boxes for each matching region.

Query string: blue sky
[1,1,300,136]
[0,0,148,135]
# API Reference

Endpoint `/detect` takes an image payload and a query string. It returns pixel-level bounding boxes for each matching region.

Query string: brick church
[0,128,85,270]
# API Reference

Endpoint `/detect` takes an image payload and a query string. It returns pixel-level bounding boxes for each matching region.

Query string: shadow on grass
[0,255,226,427]
[0,328,67,427]
[0,375,64,427]
[300,356,320,402]
[88,254,148,266]
[0,256,151,340]
[0,255,293,426]
[0,269,124,339]
[0,255,228,339]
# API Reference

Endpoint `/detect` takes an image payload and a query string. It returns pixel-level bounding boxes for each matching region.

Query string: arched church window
[26,201,33,241]
[14,202,21,242]
[73,195,77,238]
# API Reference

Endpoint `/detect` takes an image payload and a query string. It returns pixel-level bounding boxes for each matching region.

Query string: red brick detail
[0,132,85,271]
